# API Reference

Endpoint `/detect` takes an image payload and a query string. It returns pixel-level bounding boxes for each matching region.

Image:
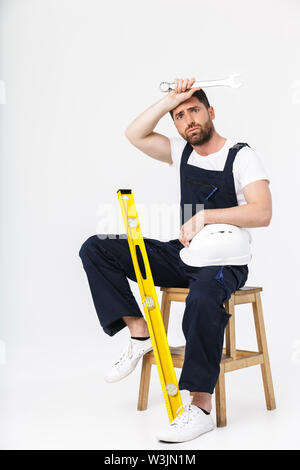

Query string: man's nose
[186,115,196,125]
[186,119,196,128]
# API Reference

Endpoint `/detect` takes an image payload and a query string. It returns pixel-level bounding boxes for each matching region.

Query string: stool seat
[160,286,263,294]
[138,285,276,427]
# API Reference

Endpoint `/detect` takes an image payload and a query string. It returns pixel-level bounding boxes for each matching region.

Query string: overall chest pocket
[185,176,219,200]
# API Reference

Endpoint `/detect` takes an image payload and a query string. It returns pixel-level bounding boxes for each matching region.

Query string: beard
[183,118,214,146]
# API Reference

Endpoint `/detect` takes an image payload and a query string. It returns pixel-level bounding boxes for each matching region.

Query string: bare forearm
[204,203,271,228]
[125,96,175,139]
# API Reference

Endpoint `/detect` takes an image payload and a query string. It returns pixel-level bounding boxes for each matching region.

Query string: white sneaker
[104,337,153,383]
[156,404,215,443]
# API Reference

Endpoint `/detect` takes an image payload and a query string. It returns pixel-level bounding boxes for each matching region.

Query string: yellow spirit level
[117,189,183,422]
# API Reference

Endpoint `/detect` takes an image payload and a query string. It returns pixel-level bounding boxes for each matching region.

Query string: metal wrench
[159,73,242,92]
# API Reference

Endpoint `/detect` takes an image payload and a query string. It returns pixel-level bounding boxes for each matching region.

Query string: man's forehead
[174,98,202,115]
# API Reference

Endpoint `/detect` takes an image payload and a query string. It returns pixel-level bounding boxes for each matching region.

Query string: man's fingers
[182,78,188,91]
[173,77,201,95]
[179,234,189,247]
[187,86,201,96]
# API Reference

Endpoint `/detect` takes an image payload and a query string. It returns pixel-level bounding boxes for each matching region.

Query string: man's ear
[208,106,215,120]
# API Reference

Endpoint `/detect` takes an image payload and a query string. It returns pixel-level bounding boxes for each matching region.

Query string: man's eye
[193,108,199,112]
[177,115,182,119]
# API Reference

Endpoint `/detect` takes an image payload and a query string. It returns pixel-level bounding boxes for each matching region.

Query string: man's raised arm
[125,78,201,164]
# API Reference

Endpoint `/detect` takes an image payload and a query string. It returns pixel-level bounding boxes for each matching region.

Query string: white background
[1,0,300,450]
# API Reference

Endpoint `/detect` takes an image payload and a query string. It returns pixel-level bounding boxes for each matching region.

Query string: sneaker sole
[157,424,215,443]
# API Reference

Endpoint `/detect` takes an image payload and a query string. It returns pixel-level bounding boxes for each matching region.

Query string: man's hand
[179,211,205,247]
[166,77,202,109]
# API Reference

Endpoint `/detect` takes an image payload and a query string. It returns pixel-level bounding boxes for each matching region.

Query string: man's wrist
[161,95,180,113]
[203,209,212,225]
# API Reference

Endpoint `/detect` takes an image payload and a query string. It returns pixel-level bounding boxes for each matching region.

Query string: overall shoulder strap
[180,142,194,167]
[223,142,250,174]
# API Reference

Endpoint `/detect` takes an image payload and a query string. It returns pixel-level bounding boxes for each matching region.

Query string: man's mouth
[187,127,199,133]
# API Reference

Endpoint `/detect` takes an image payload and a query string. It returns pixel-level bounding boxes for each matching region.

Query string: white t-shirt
[168,136,270,207]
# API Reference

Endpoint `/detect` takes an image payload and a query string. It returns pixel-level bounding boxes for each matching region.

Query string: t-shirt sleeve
[235,145,270,190]
[168,136,186,170]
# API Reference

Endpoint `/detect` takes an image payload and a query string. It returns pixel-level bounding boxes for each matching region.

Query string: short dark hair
[169,89,211,120]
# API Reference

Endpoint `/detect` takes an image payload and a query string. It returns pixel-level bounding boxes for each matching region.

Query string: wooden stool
[138,286,276,426]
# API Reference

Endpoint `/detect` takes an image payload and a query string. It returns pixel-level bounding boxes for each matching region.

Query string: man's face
[172,97,215,146]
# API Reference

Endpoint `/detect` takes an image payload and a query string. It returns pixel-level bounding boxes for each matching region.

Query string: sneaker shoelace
[114,339,148,366]
[170,404,197,428]
[114,340,134,366]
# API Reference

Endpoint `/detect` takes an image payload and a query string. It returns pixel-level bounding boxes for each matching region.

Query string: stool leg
[137,355,152,411]
[161,291,171,334]
[215,363,227,427]
[252,293,276,410]
[225,296,236,359]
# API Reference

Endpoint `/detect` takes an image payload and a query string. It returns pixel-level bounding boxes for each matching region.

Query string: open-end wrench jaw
[227,73,242,88]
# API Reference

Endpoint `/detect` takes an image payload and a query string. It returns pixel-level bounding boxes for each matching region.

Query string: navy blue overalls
[79,141,249,394]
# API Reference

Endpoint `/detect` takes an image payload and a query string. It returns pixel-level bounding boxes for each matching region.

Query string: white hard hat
[179,224,252,267]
